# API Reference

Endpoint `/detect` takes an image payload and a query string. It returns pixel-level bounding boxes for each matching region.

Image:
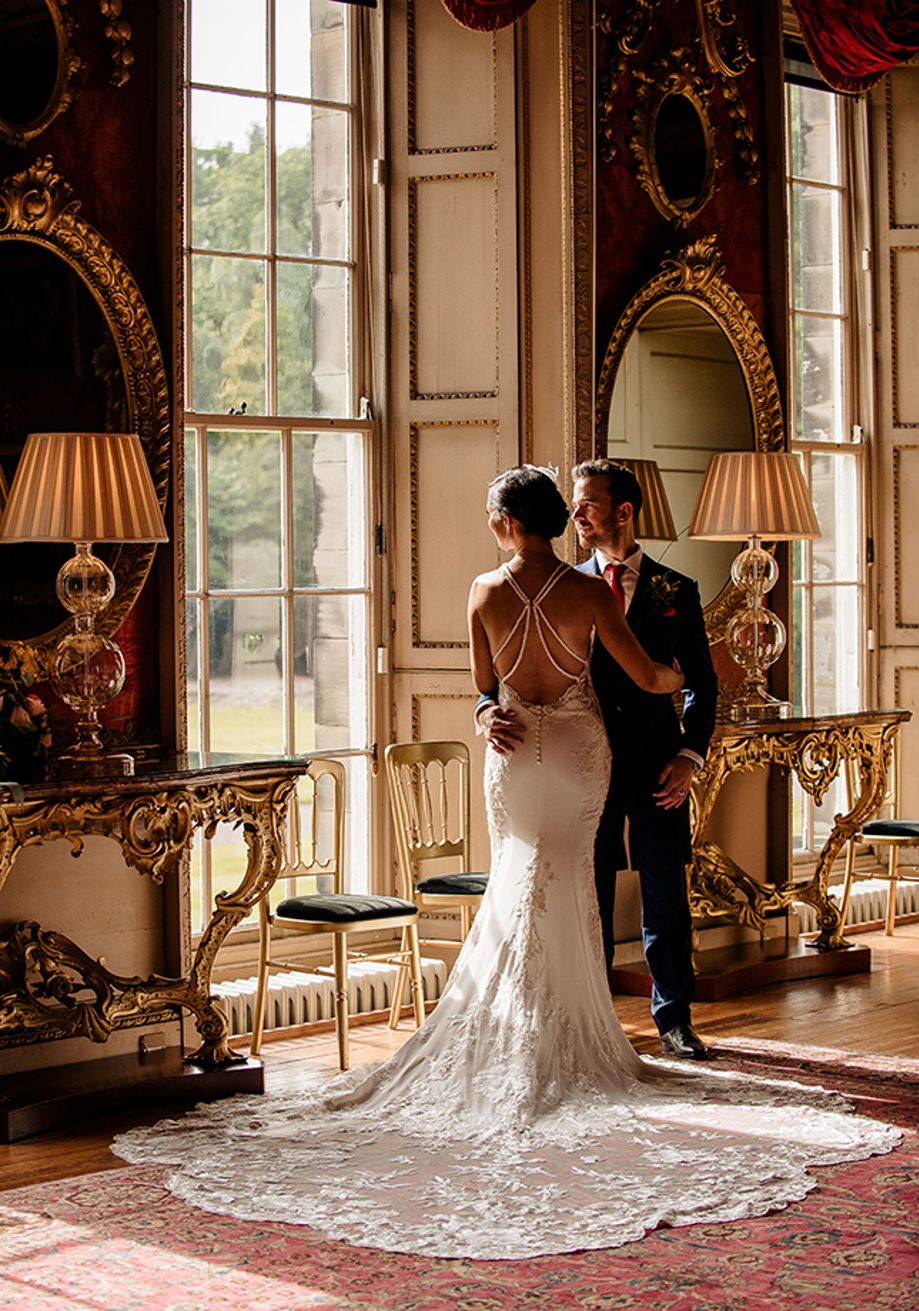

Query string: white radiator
[795,877,919,934]
[213,958,447,1038]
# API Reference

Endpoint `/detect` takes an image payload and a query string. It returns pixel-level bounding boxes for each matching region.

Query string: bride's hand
[657,660,684,695]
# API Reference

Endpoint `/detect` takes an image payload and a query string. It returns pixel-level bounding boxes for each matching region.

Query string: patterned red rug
[0,1041,917,1311]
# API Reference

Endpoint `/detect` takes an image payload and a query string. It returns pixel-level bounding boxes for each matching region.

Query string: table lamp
[618,458,677,542]
[688,450,820,721]
[0,432,168,777]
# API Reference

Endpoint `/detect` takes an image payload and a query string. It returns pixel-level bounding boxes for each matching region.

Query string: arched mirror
[0,0,81,147]
[596,237,784,641]
[0,158,169,677]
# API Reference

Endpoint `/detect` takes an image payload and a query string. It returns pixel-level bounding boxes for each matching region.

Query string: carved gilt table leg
[795,722,900,951]
[182,777,296,1066]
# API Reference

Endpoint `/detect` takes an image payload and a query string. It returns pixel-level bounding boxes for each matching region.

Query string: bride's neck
[508,536,557,567]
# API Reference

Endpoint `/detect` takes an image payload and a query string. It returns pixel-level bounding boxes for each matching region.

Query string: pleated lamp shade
[619,459,677,542]
[0,432,168,543]
[688,452,821,541]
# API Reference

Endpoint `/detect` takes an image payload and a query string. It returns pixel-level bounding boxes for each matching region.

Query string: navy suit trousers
[594,779,695,1036]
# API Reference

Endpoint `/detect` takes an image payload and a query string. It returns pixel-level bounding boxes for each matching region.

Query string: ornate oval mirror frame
[630,54,720,228]
[0,157,170,678]
[595,236,785,643]
[0,0,82,147]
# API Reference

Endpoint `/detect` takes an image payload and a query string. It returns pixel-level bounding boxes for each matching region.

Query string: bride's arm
[468,580,499,695]
[591,582,684,695]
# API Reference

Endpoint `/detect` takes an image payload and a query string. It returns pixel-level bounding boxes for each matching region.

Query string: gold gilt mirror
[0,0,82,147]
[630,53,720,227]
[0,157,170,678]
[596,237,785,642]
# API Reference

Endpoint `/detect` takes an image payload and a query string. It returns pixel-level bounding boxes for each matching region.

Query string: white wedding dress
[113,565,899,1259]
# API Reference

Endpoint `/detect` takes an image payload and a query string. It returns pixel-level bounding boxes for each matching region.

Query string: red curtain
[791,0,919,93]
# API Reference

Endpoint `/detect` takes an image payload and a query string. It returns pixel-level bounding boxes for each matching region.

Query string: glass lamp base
[54,749,135,780]
[729,695,792,723]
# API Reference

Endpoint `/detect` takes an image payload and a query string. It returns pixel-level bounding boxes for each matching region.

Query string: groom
[477,460,718,1059]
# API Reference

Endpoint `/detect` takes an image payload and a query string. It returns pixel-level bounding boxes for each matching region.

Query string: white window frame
[180,3,378,935]
[785,71,872,856]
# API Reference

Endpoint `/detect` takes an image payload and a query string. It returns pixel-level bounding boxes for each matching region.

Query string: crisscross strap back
[492,563,588,688]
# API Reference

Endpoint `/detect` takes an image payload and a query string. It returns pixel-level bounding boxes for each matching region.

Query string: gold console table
[689,709,911,952]
[0,754,307,1074]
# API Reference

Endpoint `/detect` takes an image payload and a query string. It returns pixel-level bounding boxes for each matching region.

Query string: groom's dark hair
[488,467,569,540]
[572,460,644,518]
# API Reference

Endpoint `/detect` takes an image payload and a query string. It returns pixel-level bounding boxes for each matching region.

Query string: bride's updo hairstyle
[488,466,569,541]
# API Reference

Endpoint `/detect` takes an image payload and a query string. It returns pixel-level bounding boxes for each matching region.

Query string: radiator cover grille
[795,877,919,934]
[213,958,447,1038]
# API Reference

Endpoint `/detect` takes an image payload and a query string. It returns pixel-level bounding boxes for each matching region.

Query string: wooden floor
[2,923,917,1195]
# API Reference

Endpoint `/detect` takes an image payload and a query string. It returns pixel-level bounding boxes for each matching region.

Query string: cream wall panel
[893,665,919,815]
[409,0,495,153]
[891,248,919,424]
[410,421,501,647]
[410,173,499,398]
[894,445,919,628]
[888,67,919,227]
[392,672,489,871]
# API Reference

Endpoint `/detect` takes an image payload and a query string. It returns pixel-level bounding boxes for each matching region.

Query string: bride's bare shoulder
[468,568,505,603]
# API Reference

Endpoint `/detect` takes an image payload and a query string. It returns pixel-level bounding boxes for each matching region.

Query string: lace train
[113,680,900,1259]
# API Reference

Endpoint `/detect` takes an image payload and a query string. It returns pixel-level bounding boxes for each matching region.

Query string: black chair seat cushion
[276,893,417,923]
[862,818,919,840]
[416,872,489,896]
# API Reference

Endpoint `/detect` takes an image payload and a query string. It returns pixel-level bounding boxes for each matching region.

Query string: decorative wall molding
[890,248,919,426]
[407,172,499,401]
[410,691,477,741]
[893,445,919,627]
[99,0,133,87]
[409,420,500,648]
[560,0,594,470]
[407,0,497,155]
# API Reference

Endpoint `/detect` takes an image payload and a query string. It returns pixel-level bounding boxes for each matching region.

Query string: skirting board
[609,938,872,1002]
[0,1048,264,1143]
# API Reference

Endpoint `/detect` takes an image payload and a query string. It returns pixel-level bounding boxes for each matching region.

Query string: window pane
[790,183,841,314]
[184,429,198,590]
[277,102,349,261]
[276,0,347,102]
[186,600,200,751]
[812,585,860,715]
[190,90,267,254]
[207,595,284,752]
[190,0,267,92]
[277,261,349,417]
[810,451,860,583]
[206,430,281,588]
[191,255,267,413]
[788,84,838,184]
[293,429,366,587]
[294,593,368,752]
[793,313,843,442]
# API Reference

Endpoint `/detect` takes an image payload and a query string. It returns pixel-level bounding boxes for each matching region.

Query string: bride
[114,467,899,1260]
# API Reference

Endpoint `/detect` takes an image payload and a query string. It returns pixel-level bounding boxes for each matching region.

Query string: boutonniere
[648,573,680,617]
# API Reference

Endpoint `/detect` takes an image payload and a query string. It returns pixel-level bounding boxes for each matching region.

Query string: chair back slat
[279,757,345,894]
[385,742,473,890]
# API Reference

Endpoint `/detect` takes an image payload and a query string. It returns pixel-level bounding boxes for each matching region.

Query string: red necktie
[606,562,626,609]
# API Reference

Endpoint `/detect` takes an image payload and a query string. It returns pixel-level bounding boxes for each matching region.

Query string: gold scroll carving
[0,760,305,1066]
[689,710,910,952]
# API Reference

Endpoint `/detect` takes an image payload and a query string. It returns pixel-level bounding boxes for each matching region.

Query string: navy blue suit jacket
[579,552,718,794]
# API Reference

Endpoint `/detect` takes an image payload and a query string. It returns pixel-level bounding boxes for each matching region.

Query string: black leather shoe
[660,1023,711,1060]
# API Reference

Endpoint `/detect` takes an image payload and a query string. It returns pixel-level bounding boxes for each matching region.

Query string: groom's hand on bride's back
[476,702,525,755]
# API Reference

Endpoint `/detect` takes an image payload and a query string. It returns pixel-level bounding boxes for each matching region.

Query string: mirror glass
[0,0,59,127]
[0,241,129,640]
[654,94,708,213]
[605,298,755,606]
